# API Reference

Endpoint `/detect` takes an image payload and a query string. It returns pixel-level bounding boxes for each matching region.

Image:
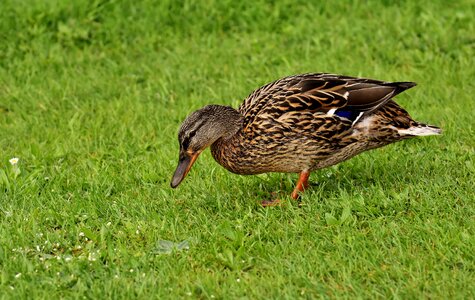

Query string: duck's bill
[170,152,200,188]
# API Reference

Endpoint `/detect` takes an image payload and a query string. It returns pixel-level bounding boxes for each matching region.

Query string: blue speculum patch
[335,110,360,121]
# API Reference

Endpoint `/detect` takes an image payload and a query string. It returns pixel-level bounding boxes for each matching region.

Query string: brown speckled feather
[239,73,413,125]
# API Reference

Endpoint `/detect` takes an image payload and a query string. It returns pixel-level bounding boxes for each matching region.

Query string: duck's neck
[208,105,243,142]
[209,106,244,172]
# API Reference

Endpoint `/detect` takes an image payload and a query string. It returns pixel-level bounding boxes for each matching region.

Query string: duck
[170,73,441,206]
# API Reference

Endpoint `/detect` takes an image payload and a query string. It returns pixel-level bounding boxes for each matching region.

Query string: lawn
[1,0,474,298]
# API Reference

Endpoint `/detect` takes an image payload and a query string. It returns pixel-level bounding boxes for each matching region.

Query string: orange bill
[170,152,200,188]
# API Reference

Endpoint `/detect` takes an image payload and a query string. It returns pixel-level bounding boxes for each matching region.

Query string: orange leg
[261,170,311,207]
[291,170,310,200]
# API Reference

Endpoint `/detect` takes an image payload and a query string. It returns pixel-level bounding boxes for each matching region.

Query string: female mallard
[171,73,440,205]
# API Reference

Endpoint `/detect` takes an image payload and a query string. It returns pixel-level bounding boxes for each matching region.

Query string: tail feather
[398,124,441,136]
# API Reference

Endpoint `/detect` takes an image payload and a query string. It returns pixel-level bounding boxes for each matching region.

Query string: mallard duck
[171,73,440,205]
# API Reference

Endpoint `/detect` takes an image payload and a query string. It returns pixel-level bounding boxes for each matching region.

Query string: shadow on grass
[217,146,444,208]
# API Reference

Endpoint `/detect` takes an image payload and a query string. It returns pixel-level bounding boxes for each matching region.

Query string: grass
[1,0,474,298]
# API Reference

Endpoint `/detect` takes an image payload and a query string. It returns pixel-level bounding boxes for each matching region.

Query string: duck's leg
[261,170,310,207]
[291,170,310,200]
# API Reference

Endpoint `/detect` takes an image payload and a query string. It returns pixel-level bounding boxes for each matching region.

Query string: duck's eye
[181,137,190,150]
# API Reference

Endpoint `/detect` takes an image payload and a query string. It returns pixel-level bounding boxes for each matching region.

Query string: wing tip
[392,81,417,90]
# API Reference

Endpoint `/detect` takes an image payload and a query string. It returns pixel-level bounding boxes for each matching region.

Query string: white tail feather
[398,126,441,136]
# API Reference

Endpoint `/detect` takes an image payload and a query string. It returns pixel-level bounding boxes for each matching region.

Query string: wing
[239,73,416,128]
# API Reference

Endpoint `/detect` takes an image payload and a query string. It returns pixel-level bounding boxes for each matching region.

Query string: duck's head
[170,105,242,188]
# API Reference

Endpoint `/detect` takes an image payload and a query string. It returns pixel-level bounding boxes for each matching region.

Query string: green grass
[1,0,474,298]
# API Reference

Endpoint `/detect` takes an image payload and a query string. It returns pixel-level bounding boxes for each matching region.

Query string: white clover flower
[88,253,97,261]
[9,157,19,165]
